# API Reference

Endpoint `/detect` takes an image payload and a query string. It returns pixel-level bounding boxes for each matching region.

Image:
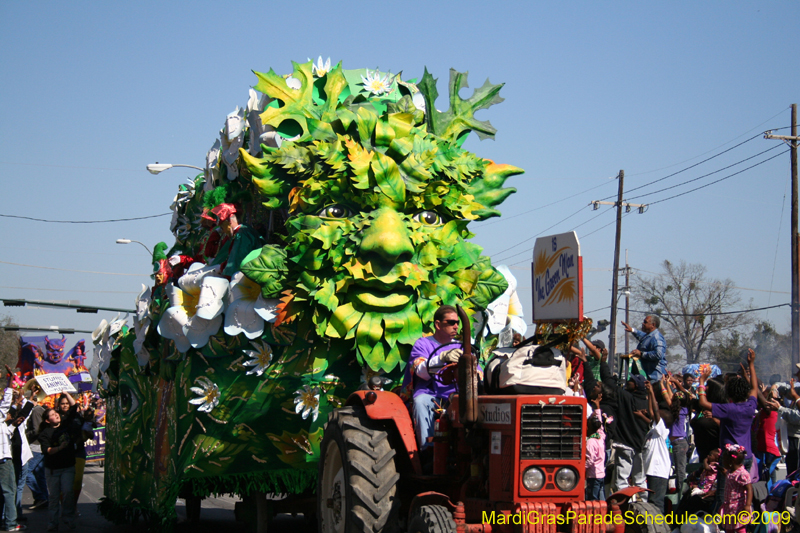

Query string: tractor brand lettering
[481,403,511,425]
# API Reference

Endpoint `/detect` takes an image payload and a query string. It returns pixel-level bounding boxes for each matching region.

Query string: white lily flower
[189,376,220,413]
[361,69,395,95]
[157,263,229,352]
[133,284,152,364]
[246,89,278,156]
[90,313,127,374]
[224,272,280,339]
[220,107,245,180]
[285,77,301,90]
[204,139,221,192]
[293,385,321,422]
[241,341,274,376]
[413,92,426,112]
[311,56,331,78]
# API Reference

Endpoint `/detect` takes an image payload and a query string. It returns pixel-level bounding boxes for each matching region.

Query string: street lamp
[146,163,204,175]
[116,239,152,255]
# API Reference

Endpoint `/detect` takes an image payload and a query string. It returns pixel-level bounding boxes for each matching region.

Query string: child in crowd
[719,443,752,533]
[585,394,605,501]
[690,448,719,497]
[637,380,672,514]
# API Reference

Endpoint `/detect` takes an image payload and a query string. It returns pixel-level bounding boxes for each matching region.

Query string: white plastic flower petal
[242,341,273,376]
[204,139,221,192]
[286,77,301,90]
[254,298,281,323]
[196,275,229,320]
[92,319,109,345]
[224,272,265,338]
[361,69,394,95]
[157,306,192,353]
[293,385,320,422]
[413,91,426,112]
[188,376,220,413]
[183,314,222,349]
[312,56,331,77]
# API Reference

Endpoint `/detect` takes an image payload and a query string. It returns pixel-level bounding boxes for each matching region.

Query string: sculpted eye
[318,205,350,219]
[413,210,443,226]
[120,384,139,416]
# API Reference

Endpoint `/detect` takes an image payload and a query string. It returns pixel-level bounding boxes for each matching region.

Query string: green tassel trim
[98,468,318,529]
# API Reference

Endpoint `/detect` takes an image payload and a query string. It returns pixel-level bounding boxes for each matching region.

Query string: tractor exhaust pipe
[456,306,479,425]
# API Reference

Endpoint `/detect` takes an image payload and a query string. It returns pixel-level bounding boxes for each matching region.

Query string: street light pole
[116,239,152,255]
[146,163,204,175]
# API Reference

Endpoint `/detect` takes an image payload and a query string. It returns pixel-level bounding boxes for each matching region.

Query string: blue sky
[1,1,798,366]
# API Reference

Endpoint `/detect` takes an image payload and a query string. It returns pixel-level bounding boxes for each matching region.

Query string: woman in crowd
[38,392,78,532]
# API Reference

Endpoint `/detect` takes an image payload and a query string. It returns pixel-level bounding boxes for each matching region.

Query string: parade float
[97,58,524,528]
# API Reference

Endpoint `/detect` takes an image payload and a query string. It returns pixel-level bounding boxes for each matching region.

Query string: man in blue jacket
[622,316,667,382]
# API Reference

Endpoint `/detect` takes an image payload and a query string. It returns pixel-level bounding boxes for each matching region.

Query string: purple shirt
[712,396,757,459]
[406,336,461,399]
[670,407,688,440]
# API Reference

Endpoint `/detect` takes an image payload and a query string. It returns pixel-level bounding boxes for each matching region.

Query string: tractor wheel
[318,406,400,533]
[408,505,456,533]
[623,501,671,533]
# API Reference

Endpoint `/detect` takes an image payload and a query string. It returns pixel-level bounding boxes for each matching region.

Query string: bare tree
[0,316,20,372]
[632,260,753,365]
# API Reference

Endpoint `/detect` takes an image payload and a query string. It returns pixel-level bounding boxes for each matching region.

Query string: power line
[477,179,615,227]
[0,286,138,295]
[488,205,586,259]
[626,144,783,202]
[0,213,171,224]
[647,149,789,206]
[0,260,148,277]
[631,303,790,317]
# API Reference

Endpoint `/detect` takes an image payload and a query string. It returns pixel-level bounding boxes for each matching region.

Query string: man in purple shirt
[405,305,462,451]
[697,348,758,513]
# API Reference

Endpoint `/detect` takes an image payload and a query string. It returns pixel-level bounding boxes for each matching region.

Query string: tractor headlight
[522,467,545,492]
[554,467,578,491]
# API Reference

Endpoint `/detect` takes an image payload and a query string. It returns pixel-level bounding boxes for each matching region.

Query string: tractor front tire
[408,505,456,533]
[623,501,671,533]
[318,406,400,533]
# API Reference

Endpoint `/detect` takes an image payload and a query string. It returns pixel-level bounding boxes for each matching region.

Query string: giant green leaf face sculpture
[100,60,522,525]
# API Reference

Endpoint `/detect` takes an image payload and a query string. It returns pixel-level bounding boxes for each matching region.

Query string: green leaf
[354,107,378,147]
[240,246,288,298]
[326,302,362,339]
[311,224,342,250]
[397,310,422,345]
[371,152,405,204]
[469,265,509,309]
[254,62,318,138]
[452,269,480,294]
[314,278,338,312]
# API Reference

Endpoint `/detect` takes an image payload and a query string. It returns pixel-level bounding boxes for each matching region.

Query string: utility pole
[765,104,799,367]
[591,174,647,378]
[624,250,631,355]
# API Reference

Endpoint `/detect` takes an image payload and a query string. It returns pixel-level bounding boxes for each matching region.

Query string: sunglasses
[440,319,459,326]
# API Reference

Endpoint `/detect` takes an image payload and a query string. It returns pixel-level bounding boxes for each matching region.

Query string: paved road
[20,462,314,532]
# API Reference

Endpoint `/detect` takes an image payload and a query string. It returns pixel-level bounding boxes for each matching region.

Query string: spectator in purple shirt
[697,348,758,514]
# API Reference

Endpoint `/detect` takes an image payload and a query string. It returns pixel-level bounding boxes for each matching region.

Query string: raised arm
[747,349,758,398]
[697,366,713,411]
[645,381,660,424]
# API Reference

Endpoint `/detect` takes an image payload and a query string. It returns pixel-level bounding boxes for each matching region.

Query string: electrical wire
[767,177,790,318]
[0,213,171,224]
[0,286,138,294]
[631,303,790,317]
[0,260,148,277]
[625,144,783,202]
[487,205,586,259]
[477,179,615,227]
[647,149,789,206]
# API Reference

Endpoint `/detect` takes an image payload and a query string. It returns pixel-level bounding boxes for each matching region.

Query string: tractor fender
[407,492,458,525]
[346,390,421,474]
[606,486,649,507]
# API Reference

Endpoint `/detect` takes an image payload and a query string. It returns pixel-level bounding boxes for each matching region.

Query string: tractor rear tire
[623,501,671,533]
[408,505,456,533]
[318,406,400,533]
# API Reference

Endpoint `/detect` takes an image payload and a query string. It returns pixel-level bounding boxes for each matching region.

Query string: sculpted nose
[359,208,414,268]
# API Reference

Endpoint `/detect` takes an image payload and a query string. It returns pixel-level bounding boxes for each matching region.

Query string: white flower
[133,284,152,364]
[311,56,331,78]
[220,107,245,180]
[293,385,321,422]
[361,69,395,95]
[224,272,280,339]
[204,139,221,192]
[413,92,426,112]
[189,376,220,413]
[285,76,301,90]
[157,263,229,352]
[242,341,273,376]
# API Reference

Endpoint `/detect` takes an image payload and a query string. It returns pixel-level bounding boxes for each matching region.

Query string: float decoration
[99,59,522,528]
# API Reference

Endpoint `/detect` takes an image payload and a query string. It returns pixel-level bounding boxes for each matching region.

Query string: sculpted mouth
[351,285,412,309]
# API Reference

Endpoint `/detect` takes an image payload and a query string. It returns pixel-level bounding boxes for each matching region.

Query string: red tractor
[317,308,665,533]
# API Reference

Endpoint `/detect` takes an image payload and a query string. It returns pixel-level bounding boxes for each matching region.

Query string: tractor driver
[405,305,465,452]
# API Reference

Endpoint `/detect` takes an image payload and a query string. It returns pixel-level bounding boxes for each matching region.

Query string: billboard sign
[531,231,583,322]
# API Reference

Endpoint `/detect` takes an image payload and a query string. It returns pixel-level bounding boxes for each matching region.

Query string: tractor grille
[520,404,583,460]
